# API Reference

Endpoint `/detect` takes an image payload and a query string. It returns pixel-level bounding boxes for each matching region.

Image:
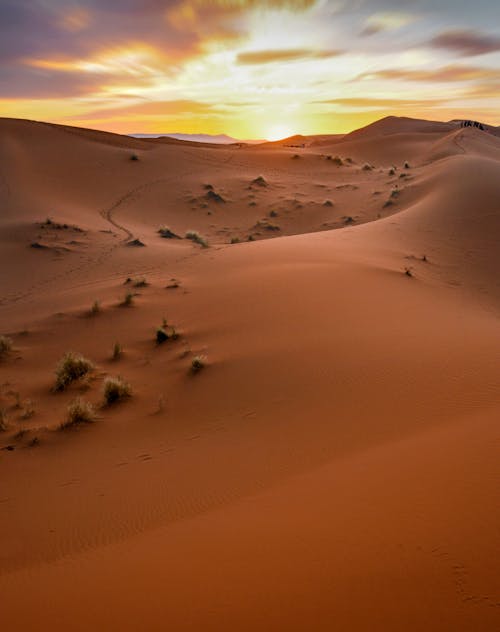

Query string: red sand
[0,116,499,630]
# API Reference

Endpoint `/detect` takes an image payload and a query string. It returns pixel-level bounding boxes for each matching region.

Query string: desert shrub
[269,209,279,218]
[332,155,343,166]
[0,335,13,358]
[54,352,94,391]
[230,237,240,244]
[121,292,134,306]
[389,167,396,176]
[323,200,333,207]
[404,161,410,169]
[252,176,267,186]
[362,163,373,171]
[247,235,255,241]
[185,230,208,248]
[61,398,95,428]
[158,225,180,239]
[103,376,131,405]
[112,342,122,360]
[291,154,300,159]
[130,154,139,161]
[132,277,148,287]
[156,327,169,344]
[191,355,205,373]
[404,267,413,277]
[90,300,101,316]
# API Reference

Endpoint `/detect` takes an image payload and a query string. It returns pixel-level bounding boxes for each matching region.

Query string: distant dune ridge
[0,115,499,632]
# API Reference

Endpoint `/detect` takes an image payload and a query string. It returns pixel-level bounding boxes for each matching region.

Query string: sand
[0,116,499,631]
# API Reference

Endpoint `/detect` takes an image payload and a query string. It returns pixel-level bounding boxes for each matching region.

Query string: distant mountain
[130,132,263,144]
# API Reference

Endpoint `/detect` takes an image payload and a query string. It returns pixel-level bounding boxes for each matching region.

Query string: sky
[0,0,499,139]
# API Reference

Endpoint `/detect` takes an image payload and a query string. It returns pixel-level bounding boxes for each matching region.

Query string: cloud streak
[429,29,500,56]
[237,48,342,64]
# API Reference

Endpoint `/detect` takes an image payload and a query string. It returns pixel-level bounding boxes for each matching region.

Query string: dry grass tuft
[185,230,209,248]
[191,355,206,373]
[54,352,94,391]
[61,398,96,429]
[103,376,131,405]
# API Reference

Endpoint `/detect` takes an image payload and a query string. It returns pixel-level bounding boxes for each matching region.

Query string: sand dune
[0,116,499,631]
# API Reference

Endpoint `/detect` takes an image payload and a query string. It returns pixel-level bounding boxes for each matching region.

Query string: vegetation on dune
[61,398,96,428]
[54,352,94,391]
[102,376,131,405]
[191,355,206,373]
[185,230,209,248]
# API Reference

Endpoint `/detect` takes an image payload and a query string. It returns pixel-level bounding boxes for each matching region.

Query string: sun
[266,124,294,141]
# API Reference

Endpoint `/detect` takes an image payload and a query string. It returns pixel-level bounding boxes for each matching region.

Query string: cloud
[318,97,444,109]
[360,12,417,36]
[429,29,500,56]
[237,48,341,64]
[358,65,500,83]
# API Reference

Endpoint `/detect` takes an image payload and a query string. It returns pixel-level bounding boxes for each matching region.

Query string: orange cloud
[359,65,500,83]
[237,48,341,64]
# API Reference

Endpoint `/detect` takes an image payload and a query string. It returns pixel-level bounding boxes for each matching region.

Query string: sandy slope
[0,117,499,631]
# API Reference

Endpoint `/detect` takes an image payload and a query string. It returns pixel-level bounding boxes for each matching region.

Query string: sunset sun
[266,124,295,141]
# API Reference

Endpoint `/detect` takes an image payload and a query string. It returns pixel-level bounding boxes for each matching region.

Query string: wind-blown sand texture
[0,116,499,631]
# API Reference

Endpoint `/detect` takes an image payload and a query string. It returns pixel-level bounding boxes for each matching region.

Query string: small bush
[158,225,180,239]
[191,356,206,373]
[121,292,134,307]
[132,277,148,288]
[185,230,208,248]
[362,163,373,171]
[112,342,122,360]
[252,176,267,187]
[389,167,396,176]
[230,237,240,244]
[404,161,410,169]
[332,155,343,166]
[0,335,13,358]
[156,327,169,344]
[54,352,94,391]
[291,154,300,159]
[130,154,139,161]
[61,398,95,428]
[404,267,413,277]
[103,376,131,405]
[90,300,101,316]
